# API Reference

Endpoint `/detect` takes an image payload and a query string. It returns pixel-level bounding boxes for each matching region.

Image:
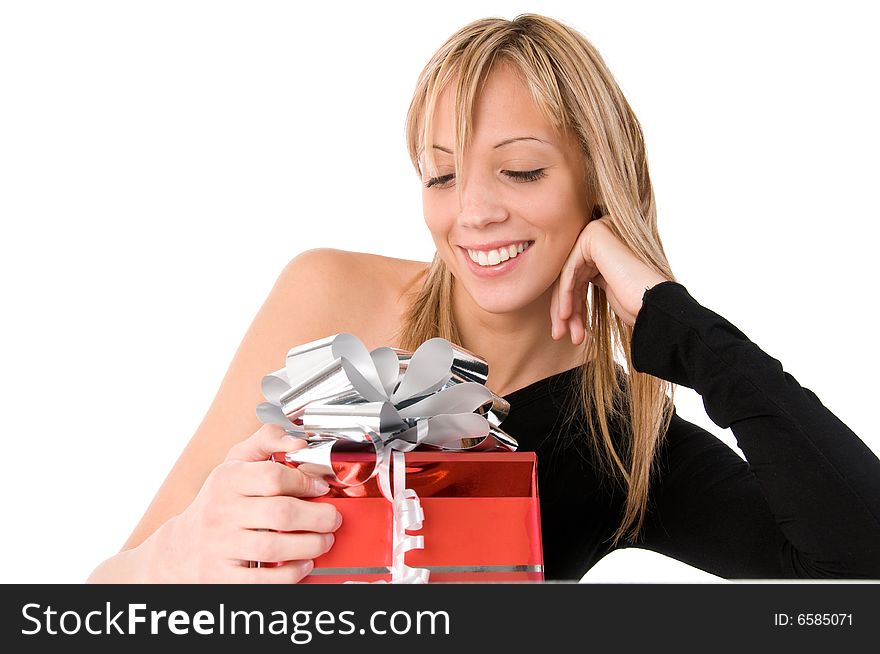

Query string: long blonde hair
[398,13,676,548]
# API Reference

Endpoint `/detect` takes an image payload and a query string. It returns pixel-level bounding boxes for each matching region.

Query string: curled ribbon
[256,333,517,583]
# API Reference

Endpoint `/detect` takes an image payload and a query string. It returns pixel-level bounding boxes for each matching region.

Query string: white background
[1,0,877,584]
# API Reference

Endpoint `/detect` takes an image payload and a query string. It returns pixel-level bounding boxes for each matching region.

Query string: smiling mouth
[464,240,534,267]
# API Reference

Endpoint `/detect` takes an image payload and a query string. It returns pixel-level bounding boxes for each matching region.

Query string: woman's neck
[451,280,591,397]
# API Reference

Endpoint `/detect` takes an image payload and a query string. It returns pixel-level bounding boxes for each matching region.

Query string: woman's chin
[465,287,537,316]
[450,265,548,316]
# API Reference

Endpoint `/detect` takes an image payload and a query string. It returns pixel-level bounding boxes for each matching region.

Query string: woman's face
[421,61,593,316]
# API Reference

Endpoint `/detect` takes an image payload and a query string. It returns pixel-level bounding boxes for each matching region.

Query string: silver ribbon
[256,333,517,583]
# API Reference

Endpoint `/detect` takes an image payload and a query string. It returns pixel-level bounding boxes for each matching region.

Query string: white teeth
[466,241,532,267]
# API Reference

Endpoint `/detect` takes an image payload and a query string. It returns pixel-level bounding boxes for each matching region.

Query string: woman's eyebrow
[431,136,554,154]
[494,136,552,149]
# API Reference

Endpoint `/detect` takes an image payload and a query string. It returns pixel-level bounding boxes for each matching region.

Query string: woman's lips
[458,243,531,279]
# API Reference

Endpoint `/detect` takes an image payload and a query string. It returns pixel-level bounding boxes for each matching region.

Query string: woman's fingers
[233,528,336,564]
[555,267,583,343]
[222,459,331,498]
[225,423,306,464]
[557,256,576,322]
[148,423,345,582]
[242,495,342,533]
[568,285,586,346]
[553,214,670,334]
[550,277,562,340]
[555,244,592,340]
[557,224,600,324]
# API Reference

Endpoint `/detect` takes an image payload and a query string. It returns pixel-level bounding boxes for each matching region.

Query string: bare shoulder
[276,248,429,349]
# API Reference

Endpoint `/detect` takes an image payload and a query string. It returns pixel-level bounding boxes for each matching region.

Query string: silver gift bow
[256,333,518,583]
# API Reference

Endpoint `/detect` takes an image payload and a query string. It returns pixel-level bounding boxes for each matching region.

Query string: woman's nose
[456,171,509,229]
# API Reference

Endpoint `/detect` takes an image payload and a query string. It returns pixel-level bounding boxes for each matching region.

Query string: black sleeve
[628,281,880,578]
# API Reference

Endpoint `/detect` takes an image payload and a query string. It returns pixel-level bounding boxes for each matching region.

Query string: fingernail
[300,559,314,575]
[324,533,335,550]
[334,511,343,529]
[312,478,330,495]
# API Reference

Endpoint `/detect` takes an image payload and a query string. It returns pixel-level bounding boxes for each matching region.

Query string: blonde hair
[398,13,676,548]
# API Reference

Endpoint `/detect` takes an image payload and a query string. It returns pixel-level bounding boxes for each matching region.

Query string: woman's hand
[550,216,668,344]
[145,423,342,583]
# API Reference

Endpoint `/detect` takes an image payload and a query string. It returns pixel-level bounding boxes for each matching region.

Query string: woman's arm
[123,249,392,549]
[120,249,352,551]
[90,249,407,581]
[632,281,880,577]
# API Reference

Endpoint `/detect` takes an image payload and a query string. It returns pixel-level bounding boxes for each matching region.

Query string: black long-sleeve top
[499,281,880,580]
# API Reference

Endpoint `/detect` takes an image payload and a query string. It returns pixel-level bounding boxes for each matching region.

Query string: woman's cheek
[423,204,455,242]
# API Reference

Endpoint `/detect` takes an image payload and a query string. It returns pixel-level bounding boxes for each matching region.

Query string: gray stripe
[310,564,543,575]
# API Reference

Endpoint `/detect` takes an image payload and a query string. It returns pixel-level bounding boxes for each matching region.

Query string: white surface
[1,1,877,583]
[580,549,725,583]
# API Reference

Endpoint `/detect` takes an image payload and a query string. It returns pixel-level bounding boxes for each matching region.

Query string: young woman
[88,14,880,583]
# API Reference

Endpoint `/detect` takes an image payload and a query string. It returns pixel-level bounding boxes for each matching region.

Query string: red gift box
[273,451,543,583]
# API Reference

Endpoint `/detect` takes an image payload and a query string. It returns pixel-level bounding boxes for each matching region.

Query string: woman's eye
[424,173,455,189]
[505,168,548,183]
[424,168,547,189]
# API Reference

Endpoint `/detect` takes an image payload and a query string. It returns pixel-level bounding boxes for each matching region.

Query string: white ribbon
[376,450,429,583]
